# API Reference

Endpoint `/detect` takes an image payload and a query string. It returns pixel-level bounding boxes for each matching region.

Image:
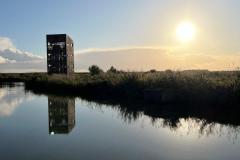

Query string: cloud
[0,48,43,63]
[76,46,170,54]
[0,37,45,72]
[0,56,15,64]
[0,37,15,50]
[177,53,240,70]
[75,47,171,71]
[0,37,43,63]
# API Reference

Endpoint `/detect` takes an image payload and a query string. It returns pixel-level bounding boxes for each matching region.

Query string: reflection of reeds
[163,118,240,143]
[78,97,240,143]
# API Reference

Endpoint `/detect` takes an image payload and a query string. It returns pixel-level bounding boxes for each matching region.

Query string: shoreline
[1,81,240,127]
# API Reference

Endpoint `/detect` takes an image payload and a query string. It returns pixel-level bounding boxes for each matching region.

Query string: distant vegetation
[0,65,240,105]
[88,65,104,75]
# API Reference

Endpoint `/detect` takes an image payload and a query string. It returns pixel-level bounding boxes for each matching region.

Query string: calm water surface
[0,84,240,160]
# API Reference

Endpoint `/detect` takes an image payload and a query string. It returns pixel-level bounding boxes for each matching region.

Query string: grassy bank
[0,70,240,104]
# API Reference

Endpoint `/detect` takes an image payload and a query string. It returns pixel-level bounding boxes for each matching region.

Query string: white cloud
[76,46,169,54]
[0,37,45,72]
[0,37,15,50]
[0,37,43,63]
[0,48,43,62]
[0,56,15,64]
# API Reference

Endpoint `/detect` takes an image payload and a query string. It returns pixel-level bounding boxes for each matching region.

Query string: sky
[1,0,240,72]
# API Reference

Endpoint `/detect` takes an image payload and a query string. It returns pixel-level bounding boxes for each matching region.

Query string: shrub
[149,69,157,73]
[88,65,104,75]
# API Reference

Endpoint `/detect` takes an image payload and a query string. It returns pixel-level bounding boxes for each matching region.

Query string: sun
[176,21,196,43]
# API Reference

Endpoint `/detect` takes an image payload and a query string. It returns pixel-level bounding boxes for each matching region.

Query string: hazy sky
[1,0,240,72]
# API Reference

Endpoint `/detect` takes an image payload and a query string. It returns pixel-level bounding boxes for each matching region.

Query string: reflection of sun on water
[176,21,196,43]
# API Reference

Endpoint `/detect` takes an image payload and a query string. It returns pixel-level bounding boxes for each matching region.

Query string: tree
[88,65,103,75]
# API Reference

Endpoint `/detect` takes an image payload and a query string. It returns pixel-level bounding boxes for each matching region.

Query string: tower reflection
[48,96,75,134]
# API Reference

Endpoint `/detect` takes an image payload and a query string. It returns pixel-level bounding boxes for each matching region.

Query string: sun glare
[176,21,196,43]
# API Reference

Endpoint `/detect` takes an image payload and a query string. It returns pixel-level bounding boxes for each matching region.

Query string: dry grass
[0,70,240,103]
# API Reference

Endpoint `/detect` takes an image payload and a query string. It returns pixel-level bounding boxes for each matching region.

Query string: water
[0,84,240,160]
